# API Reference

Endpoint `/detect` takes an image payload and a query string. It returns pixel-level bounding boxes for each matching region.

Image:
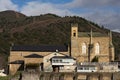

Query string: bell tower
[71,24,78,38]
[71,23,79,58]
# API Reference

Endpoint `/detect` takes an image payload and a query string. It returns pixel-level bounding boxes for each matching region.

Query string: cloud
[80,10,120,31]
[21,1,74,16]
[112,29,120,33]
[64,0,120,31]
[0,0,18,11]
[65,0,120,8]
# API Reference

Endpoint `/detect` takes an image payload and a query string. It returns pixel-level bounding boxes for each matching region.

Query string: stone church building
[8,24,115,75]
[71,24,114,62]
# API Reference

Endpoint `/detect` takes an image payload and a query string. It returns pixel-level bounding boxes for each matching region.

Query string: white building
[51,56,76,72]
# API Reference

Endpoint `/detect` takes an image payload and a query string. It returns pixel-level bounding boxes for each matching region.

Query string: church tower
[71,24,79,58]
[71,24,78,38]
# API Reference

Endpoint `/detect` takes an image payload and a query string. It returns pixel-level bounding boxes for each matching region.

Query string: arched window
[95,43,100,55]
[82,43,87,54]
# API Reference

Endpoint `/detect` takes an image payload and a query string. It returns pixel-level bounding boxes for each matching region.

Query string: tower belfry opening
[71,23,78,38]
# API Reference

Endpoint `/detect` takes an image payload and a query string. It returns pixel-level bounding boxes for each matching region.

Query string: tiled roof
[24,54,43,58]
[11,45,68,52]
[78,32,108,37]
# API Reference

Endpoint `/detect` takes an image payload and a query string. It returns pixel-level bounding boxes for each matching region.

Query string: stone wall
[9,64,21,75]
[71,36,113,62]
[24,58,43,64]
[19,72,115,80]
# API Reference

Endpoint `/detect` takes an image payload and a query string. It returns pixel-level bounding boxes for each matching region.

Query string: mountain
[0,10,26,19]
[0,10,120,68]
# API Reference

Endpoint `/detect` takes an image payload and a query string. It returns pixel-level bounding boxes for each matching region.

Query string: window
[53,60,55,63]
[95,43,100,55]
[82,43,87,54]
[56,60,58,63]
[84,67,89,70]
[73,30,76,37]
[73,33,76,37]
[60,60,62,63]
[79,67,83,70]
[60,66,64,70]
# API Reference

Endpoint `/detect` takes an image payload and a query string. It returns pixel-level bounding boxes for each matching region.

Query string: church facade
[71,24,114,62]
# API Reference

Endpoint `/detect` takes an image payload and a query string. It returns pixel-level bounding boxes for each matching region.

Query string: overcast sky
[0,0,120,32]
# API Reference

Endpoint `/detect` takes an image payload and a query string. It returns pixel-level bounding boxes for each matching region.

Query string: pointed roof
[24,54,43,58]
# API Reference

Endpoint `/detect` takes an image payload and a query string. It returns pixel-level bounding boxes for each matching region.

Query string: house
[42,50,76,72]
[43,51,68,72]
[51,56,76,72]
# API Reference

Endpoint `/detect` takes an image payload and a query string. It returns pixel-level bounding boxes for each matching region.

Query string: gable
[24,54,43,58]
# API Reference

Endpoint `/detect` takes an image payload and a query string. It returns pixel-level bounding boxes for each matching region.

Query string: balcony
[52,62,75,66]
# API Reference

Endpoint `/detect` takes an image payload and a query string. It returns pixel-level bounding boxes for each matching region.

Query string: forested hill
[0,10,120,68]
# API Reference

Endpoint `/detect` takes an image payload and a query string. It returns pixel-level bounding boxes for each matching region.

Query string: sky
[0,0,120,32]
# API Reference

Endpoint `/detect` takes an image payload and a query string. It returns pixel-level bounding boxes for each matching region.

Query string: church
[8,23,115,75]
[71,24,114,62]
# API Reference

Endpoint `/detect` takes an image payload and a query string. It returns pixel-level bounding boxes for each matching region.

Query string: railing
[77,62,119,72]
[52,62,75,65]
[59,69,75,72]
[99,69,119,72]
[77,62,118,66]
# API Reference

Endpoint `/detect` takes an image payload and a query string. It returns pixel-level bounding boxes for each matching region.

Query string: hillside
[0,10,120,68]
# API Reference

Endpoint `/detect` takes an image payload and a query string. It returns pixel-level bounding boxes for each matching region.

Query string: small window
[56,60,58,63]
[84,67,89,70]
[60,60,62,62]
[79,67,83,70]
[73,33,76,37]
[53,60,55,63]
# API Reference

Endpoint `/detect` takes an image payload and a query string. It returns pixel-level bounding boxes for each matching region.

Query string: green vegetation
[0,71,22,80]
[0,76,9,80]
[0,10,120,68]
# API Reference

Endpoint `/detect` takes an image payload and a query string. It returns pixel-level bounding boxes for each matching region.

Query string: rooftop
[24,54,43,58]
[78,32,108,37]
[11,45,68,52]
[52,56,76,60]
